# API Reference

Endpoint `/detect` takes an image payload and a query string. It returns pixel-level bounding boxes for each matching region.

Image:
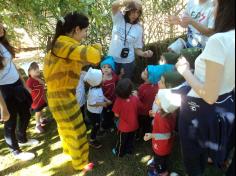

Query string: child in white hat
[84,68,112,149]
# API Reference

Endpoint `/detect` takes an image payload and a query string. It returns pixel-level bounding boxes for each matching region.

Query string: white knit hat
[157,89,182,113]
[84,67,103,87]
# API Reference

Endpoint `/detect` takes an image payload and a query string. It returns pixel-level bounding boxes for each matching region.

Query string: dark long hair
[124,2,142,24]
[215,0,235,33]
[51,12,89,50]
[0,28,15,70]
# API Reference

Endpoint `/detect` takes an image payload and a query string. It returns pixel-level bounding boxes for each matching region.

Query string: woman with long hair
[176,0,235,175]
[0,23,38,161]
[43,12,102,172]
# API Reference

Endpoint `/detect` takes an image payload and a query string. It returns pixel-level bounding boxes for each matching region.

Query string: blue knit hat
[147,64,175,84]
[100,56,115,71]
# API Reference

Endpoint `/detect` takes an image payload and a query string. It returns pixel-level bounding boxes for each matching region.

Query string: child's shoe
[18,139,39,147]
[148,169,158,176]
[35,124,45,133]
[89,140,102,149]
[112,148,117,156]
[40,118,53,126]
[81,162,94,174]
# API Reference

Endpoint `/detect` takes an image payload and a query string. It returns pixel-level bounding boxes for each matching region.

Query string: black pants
[115,131,135,157]
[101,105,115,130]
[87,111,101,140]
[137,115,152,138]
[179,92,235,176]
[0,79,32,152]
[154,154,169,174]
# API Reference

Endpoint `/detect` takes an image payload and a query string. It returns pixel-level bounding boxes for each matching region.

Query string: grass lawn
[0,109,225,176]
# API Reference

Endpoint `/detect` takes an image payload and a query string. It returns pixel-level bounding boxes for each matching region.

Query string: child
[136,65,160,140]
[100,56,119,132]
[76,65,91,129]
[26,62,48,133]
[112,78,142,157]
[159,52,180,65]
[84,67,111,149]
[144,71,185,176]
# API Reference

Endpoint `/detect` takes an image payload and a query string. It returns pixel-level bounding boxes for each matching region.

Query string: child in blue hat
[100,56,119,133]
[136,64,175,140]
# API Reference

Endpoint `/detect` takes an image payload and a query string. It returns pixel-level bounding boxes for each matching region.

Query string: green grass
[0,109,225,176]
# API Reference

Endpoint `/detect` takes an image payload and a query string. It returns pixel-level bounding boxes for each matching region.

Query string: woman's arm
[0,92,10,122]
[176,57,223,104]
[181,16,215,37]
[112,0,135,15]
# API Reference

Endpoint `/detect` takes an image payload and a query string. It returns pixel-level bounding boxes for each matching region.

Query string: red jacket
[152,112,176,156]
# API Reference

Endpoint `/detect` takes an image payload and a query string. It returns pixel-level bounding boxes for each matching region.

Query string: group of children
[24,49,196,176]
[73,49,194,176]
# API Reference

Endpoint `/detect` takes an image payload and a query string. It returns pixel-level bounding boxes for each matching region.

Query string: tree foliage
[0,0,186,53]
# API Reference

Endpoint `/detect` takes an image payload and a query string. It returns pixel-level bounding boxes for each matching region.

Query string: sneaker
[148,169,158,176]
[40,118,54,126]
[14,152,35,161]
[112,148,117,156]
[19,139,39,147]
[35,124,45,133]
[82,162,94,174]
[89,140,102,149]
[170,172,179,176]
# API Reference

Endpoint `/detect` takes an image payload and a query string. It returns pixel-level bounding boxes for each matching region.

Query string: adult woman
[109,0,153,79]
[43,12,102,171]
[176,0,235,175]
[168,0,215,54]
[0,23,38,161]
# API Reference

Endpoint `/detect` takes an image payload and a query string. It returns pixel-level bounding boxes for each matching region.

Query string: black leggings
[0,79,32,152]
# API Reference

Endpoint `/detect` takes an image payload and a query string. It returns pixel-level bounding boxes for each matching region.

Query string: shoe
[18,139,39,147]
[40,118,53,126]
[112,148,117,156]
[148,169,158,176]
[147,158,155,168]
[170,172,179,176]
[82,162,94,174]
[35,124,45,133]
[89,140,102,149]
[14,151,35,161]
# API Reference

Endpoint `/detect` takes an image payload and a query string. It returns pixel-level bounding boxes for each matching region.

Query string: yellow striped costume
[43,35,101,170]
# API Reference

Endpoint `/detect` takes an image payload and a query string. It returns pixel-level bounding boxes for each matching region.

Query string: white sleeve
[112,11,124,25]
[134,26,144,49]
[200,35,225,65]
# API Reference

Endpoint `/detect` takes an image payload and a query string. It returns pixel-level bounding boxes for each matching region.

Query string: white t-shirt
[87,87,105,114]
[76,71,86,107]
[188,30,235,97]
[108,12,143,63]
[184,0,215,48]
[0,44,19,85]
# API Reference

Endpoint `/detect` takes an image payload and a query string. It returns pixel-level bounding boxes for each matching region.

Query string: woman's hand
[176,56,191,75]
[180,15,193,28]
[143,50,153,58]
[168,15,181,25]
[0,106,10,122]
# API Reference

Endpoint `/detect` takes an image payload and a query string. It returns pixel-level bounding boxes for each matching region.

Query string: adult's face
[128,10,141,24]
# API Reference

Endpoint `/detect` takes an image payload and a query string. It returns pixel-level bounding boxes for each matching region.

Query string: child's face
[141,68,148,81]
[30,68,40,77]
[158,76,166,89]
[159,55,167,65]
[102,64,112,75]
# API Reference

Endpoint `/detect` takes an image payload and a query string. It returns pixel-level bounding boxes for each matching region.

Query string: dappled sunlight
[140,154,152,164]
[106,170,115,176]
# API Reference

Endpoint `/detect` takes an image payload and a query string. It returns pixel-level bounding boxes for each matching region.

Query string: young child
[144,71,185,176]
[26,62,48,133]
[112,78,142,157]
[136,65,160,140]
[100,56,119,132]
[84,67,111,149]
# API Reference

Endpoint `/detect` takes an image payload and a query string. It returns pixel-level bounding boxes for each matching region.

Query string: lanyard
[124,23,133,46]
